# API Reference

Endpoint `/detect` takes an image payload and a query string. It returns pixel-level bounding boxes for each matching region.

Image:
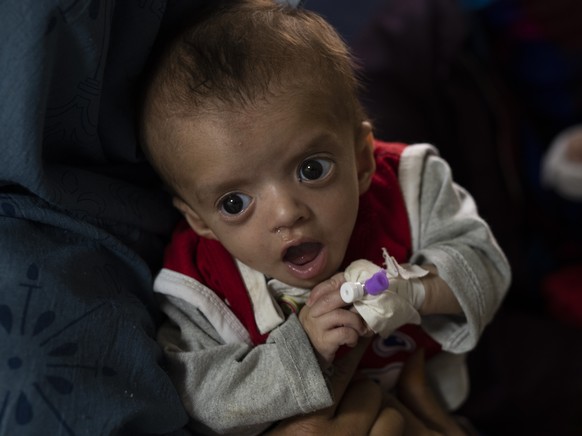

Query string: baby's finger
[307,272,345,306]
[313,308,368,336]
[307,289,351,318]
[322,325,361,349]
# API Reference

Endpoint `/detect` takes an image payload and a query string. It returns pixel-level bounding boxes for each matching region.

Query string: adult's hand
[267,337,389,435]
[385,349,470,436]
[268,344,471,435]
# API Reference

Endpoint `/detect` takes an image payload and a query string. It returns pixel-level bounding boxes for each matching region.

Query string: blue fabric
[0,0,207,433]
[0,195,187,434]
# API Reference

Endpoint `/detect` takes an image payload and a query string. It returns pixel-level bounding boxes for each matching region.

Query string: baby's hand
[299,273,368,368]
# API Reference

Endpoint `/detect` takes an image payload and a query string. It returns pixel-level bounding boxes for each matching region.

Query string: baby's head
[141,0,376,287]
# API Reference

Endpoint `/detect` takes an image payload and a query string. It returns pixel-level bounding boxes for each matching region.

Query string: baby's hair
[140,0,366,185]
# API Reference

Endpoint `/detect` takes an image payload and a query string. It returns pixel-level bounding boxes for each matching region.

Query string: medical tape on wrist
[410,277,426,309]
[342,250,429,337]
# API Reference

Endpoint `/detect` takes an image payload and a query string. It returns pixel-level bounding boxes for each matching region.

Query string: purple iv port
[364,271,389,295]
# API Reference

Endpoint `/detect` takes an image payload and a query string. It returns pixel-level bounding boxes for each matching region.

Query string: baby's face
[165,94,373,288]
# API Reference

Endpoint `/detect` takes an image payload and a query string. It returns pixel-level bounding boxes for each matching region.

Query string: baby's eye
[298,158,333,182]
[219,193,252,215]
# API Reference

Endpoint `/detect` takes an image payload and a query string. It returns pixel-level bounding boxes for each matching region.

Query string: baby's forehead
[147,78,359,167]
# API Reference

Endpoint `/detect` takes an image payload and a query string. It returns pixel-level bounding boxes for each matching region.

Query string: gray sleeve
[400,145,511,353]
[156,295,332,435]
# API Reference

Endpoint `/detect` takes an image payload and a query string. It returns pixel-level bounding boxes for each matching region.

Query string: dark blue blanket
[0,1,202,433]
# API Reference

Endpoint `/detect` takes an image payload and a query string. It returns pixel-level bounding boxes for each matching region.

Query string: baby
[139,1,510,434]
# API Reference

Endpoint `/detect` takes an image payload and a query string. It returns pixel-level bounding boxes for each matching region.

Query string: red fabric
[162,140,441,363]
[542,262,582,328]
[342,141,412,268]
[163,220,270,344]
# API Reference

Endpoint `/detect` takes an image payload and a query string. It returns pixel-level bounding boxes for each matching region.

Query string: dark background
[305,1,582,434]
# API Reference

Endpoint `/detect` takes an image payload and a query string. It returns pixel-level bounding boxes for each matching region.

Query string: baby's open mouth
[283,242,323,266]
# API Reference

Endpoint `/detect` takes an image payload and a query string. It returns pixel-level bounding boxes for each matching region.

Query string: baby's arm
[156,294,333,435]
[402,144,511,352]
[417,264,462,316]
[335,145,510,346]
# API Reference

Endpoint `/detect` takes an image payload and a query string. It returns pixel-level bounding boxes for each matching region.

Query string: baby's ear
[356,121,376,195]
[173,197,217,240]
